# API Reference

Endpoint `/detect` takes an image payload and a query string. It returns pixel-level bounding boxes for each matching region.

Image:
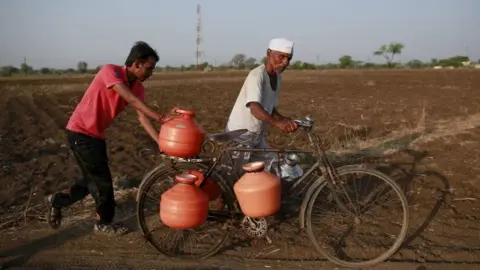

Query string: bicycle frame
[158,116,348,224]
[139,118,409,268]
[201,129,323,198]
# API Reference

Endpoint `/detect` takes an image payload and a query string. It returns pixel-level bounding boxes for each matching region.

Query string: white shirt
[226,64,281,137]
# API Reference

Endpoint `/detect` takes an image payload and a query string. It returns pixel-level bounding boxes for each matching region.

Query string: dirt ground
[0,69,479,269]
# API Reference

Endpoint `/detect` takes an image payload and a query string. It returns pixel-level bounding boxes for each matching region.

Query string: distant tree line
[1,42,477,77]
[0,60,100,77]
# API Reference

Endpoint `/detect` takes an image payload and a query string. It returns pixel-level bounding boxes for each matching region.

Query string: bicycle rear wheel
[136,162,234,259]
[305,167,409,268]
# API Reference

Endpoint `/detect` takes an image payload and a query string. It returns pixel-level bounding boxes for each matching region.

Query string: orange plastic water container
[233,161,282,218]
[160,173,209,229]
[158,109,205,158]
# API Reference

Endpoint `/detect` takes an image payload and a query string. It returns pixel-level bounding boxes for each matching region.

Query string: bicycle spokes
[306,168,409,267]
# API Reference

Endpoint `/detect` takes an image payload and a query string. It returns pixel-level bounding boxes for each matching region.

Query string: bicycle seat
[207,129,248,142]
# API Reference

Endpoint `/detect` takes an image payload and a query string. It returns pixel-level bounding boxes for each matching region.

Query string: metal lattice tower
[196,4,203,69]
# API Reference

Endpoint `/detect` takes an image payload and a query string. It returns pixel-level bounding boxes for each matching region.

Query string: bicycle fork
[318,153,357,216]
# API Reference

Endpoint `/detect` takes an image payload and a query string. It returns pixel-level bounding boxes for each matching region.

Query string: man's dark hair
[125,41,159,66]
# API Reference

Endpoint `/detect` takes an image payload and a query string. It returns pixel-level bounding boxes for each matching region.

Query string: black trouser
[52,130,116,224]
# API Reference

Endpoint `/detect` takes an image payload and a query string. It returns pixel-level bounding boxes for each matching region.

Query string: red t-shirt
[66,64,145,139]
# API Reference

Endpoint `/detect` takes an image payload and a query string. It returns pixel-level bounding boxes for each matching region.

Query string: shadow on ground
[223,130,478,264]
[0,195,138,269]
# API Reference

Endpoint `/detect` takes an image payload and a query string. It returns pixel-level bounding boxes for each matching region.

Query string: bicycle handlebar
[293,115,314,128]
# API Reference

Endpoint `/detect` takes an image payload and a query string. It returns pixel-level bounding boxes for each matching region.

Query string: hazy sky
[1,0,478,69]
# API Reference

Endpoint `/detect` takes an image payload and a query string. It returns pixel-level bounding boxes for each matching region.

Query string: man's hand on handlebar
[273,118,298,133]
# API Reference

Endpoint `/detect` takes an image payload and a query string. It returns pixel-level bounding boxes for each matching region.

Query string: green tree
[373,42,405,68]
[77,61,88,73]
[198,61,209,70]
[244,57,257,69]
[230,54,246,69]
[321,63,339,69]
[353,60,364,68]
[406,59,424,69]
[301,62,317,70]
[94,65,102,73]
[363,62,376,68]
[290,60,303,69]
[40,67,52,75]
[338,55,353,68]
[20,63,34,75]
[438,56,470,67]
[0,66,20,77]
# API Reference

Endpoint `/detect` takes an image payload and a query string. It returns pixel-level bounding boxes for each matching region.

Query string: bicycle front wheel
[305,167,409,268]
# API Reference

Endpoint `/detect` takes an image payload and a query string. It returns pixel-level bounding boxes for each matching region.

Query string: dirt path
[3,255,480,270]
[0,219,478,270]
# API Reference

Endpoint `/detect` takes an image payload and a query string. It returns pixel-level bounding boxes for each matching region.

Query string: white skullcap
[268,38,294,54]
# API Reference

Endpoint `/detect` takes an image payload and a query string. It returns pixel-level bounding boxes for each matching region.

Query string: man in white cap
[225,38,298,173]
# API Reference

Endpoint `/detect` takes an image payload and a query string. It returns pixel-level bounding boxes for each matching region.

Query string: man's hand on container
[159,106,181,123]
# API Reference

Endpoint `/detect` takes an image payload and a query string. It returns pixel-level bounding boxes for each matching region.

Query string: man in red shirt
[46,41,173,235]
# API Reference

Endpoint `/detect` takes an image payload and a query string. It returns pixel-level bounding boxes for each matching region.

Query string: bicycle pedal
[265,235,273,244]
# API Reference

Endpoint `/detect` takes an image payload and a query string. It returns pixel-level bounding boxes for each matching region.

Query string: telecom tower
[196,4,203,70]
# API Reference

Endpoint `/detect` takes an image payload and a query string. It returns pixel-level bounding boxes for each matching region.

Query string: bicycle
[135,115,409,268]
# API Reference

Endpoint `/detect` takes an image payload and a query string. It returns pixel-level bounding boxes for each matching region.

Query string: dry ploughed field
[0,69,479,269]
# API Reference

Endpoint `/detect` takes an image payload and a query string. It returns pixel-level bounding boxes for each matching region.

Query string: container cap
[243,161,265,172]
